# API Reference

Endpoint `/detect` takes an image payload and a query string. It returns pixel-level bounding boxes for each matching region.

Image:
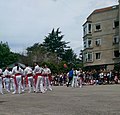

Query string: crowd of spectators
[51,69,120,87]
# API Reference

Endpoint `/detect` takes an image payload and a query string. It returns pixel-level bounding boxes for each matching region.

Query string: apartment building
[82,4,119,70]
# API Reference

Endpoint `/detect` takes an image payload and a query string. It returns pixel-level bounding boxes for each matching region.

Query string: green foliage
[41,61,58,74]
[43,28,69,59]
[41,61,69,74]
[23,43,58,66]
[20,28,83,73]
[62,49,76,62]
[0,42,19,68]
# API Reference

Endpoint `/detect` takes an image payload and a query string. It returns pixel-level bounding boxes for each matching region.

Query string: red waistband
[27,73,33,77]
[36,73,42,76]
[43,74,48,76]
[5,75,11,78]
[15,73,21,76]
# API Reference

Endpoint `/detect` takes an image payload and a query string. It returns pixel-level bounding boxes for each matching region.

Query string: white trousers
[2,77,6,89]
[0,77,3,94]
[13,75,22,94]
[43,76,52,91]
[71,76,78,88]
[28,76,35,93]
[5,78,10,92]
[21,77,25,92]
[36,76,44,93]
[10,78,15,91]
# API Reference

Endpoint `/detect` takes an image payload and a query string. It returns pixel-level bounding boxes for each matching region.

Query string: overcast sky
[0,0,118,55]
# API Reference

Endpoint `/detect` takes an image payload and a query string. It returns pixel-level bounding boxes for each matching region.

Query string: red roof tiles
[93,5,118,14]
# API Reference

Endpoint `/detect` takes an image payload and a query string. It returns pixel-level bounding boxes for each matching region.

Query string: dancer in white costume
[33,62,45,93]
[42,65,52,91]
[0,69,3,94]
[71,70,79,88]
[11,63,23,94]
[3,66,11,92]
[24,64,35,93]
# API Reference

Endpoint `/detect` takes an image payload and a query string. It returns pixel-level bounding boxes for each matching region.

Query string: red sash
[43,74,48,77]
[43,74,52,81]
[48,74,52,82]
[34,73,42,86]
[25,73,33,86]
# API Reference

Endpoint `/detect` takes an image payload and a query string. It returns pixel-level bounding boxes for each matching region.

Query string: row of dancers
[0,62,52,94]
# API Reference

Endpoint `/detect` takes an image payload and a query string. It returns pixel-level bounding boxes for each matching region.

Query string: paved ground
[0,85,120,115]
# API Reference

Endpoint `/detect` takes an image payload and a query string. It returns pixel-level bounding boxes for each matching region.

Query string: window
[88,24,92,33]
[88,53,93,61]
[88,39,92,48]
[113,36,119,44]
[96,53,101,59]
[84,38,92,48]
[83,25,87,36]
[95,38,101,46]
[114,50,119,58]
[83,23,92,36]
[84,52,93,62]
[113,20,119,28]
[95,23,101,31]
[84,41,86,48]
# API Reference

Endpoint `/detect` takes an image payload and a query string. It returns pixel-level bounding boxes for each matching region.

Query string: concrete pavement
[0,85,120,115]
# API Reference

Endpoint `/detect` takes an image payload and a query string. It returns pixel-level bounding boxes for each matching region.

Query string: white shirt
[3,69,11,77]
[43,67,51,75]
[24,66,33,76]
[12,66,23,75]
[33,65,43,74]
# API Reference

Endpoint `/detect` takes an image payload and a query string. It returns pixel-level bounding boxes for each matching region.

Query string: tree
[22,43,58,66]
[0,42,19,68]
[62,49,76,63]
[20,28,82,73]
[43,28,69,59]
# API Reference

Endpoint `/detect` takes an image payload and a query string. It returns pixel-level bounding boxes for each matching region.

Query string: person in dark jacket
[67,68,74,87]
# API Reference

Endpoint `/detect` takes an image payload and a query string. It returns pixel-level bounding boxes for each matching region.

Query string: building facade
[82,4,120,70]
